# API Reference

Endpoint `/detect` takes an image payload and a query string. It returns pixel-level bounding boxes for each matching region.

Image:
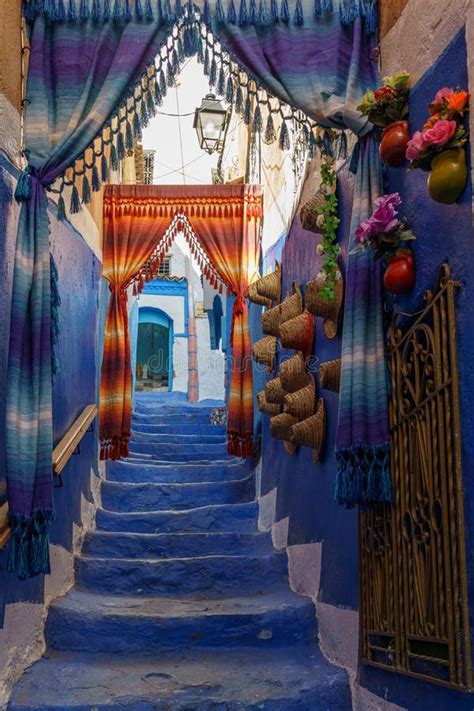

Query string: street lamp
[193,93,229,155]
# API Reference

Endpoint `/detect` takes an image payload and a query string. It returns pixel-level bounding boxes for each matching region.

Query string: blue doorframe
[137,307,174,391]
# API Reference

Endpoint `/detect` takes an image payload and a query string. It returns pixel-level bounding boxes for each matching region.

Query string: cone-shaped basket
[280,352,308,393]
[280,282,303,323]
[291,397,326,463]
[270,413,298,456]
[265,376,287,404]
[319,359,341,393]
[261,302,282,337]
[306,267,344,339]
[257,390,281,416]
[300,190,325,234]
[249,282,272,309]
[255,261,281,302]
[252,336,277,373]
[279,310,315,358]
[283,374,315,420]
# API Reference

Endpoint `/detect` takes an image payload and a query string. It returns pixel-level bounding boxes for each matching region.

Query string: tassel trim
[100,433,130,460]
[333,442,392,509]
[7,508,56,580]
[227,431,254,458]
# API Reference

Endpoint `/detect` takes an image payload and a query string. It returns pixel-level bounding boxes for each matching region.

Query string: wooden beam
[0,502,10,550]
[52,404,97,476]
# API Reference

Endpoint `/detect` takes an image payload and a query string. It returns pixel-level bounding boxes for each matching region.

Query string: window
[143,149,156,185]
[158,256,172,277]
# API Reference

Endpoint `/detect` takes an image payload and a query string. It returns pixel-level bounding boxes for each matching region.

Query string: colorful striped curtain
[9,0,378,577]
[100,184,262,459]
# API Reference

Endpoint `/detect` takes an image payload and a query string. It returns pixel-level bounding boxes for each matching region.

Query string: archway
[136,307,174,392]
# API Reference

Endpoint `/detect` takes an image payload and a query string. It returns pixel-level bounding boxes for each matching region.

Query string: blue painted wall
[0,154,101,626]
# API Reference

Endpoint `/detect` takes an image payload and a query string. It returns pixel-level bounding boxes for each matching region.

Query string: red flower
[374,86,397,103]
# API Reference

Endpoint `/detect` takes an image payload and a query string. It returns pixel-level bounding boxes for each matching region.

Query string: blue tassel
[209,57,217,87]
[70,184,81,213]
[15,166,32,203]
[50,253,61,375]
[7,510,55,580]
[238,0,248,25]
[339,0,356,25]
[338,131,348,160]
[140,98,149,127]
[146,89,156,117]
[171,48,179,74]
[133,111,142,138]
[293,0,303,24]
[136,0,144,18]
[197,36,204,62]
[349,140,360,174]
[204,46,210,75]
[79,0,89,19]
[159,69,167,95]
[156,0,163,19]
[216,0,225,22]
[217,66,226,96]
[253,104,263,132]
[227,0,236,23]
[82,174,91,204]
[314,0,321,15]
[279,120,290,150]
[43,0,55,21]
[56,0,66,21]
[226,74,234,103]
[145,0,153,19]
[244,94,252,125]
[101,153,109,181]
[265,112,276,143]
[163,0,172,21]
[177,35,185,61]
[257,0,270,25]
[279,0,289,22]
[113,0,123,21]
[270,0,278,20]
[203,0,211,23]
[167,60,175,87]
[23,1,36,22]
[154,80,163,106]
[56,194,66,221]
[91,164,100,191]
[235,85,244,115]
[175,0,183,16]
[117,130,126,159]
[124,0,132,20]
[110,142,119,171]
[321,0,332,10]
[125,121,134,149]
[362,0,377,34]
[91,0,100,19]
[249,0,257,23]
[103,0,110,19]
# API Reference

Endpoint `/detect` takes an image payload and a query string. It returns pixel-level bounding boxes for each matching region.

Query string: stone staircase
[8,399,352,710]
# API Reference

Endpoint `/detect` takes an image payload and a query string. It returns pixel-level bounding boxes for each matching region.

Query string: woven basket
[300,191,325,234]
[291,397,326,463]
[306,267,344,340]
[280,282,303,323]
[252,336,277,372]
[249,281,272,309]
[270,412,298,441]
[257,390,281,416]
[280,352,307,393]
[261,302,282,337]
[255,261,282,302]
[265,376,287,404]
[283,374,315,420]
[319,359,341,393]
[279,310,315,358]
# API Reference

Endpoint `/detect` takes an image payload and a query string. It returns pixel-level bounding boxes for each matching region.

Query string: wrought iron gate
[359,263,472,689]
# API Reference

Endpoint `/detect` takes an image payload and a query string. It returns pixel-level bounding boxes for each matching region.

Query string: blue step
[128,441,229,456]
[95,502,259,533]
[100,477,255,512]
[82,531,273,559]
[126,450,236,463]
[45,588,316,654]
[106,460,252,484]
[131,431,226,444]
[75,552,288,596]
[7,648,352,710]
[131,422,226,435]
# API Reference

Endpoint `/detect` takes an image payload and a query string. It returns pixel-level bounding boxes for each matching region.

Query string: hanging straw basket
[279,282,303,323]
[283,374,315,420]
[252,336,277,373]
[291,398,326,463]
[279,310,315,358]
[265,376,287,404]
[299,191,326,234]
[270,412,298,442]
[255,261,282,302]
[249,282,272,309]
[261,302,282,337]
[257,391,281,416]
[306,267,344,340]
[319,359,341,393]
[280,352,308,393]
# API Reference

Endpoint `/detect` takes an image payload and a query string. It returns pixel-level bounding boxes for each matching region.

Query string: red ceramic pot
[379,120,410,168]
[384,249,415,294]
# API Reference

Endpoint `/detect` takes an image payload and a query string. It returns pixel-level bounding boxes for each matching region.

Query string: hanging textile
[334,135,391,508]
[100,184,262,459]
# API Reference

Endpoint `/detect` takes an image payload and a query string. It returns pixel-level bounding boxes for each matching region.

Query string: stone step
[45,588,316,654]
[128,441,229,456]
[131,431,226,444]
[82,530,273,559]
[126,450,236,463]
[106,459,252,484]
[132,408,218,421]
[131,422,226,435]
[75,552,288,596]
[100,477,255,512]
[96,501,259,534]
[7,648,352,710]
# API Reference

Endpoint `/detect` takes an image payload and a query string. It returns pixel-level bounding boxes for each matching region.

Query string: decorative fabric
[100,184,262,458]
[334,135,392,508]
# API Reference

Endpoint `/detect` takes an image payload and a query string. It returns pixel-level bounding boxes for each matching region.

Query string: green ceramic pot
[427,147,467,204]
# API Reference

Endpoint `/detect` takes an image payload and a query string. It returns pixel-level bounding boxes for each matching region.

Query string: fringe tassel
[103,0,110,19]
[101,152,109,181]
[50,253,61,375]
[135,0,144,19]
[15,167,32,203]
[279,119,290,150]
[257,0,270,25]
[100,434,130,461]
[82,174,91,204]
[225,74,234,103]
[270,0,278,21]
[227,0,237,23]
[244,93,252,125]
[110,141,119,171]
[56,194,66,221]
[253,103,263,132]
[68,0,78,19]
[249,0,257,24]
[217,65,226,96]
[209,57,217,87]
[91,163,101,191]
[7,509,56,580]
[235,85,244,115]
[56,0,66,20]
[322,0,333,10]
[79,0,89,18]
[279,0,289,22]
[203,0,211,23]
[216,0,225,21]
[145,0,153,20]
[265,112,276,143]
[70,184,81,213]
[117,130,126,160]
[334,443,392,509]
[227,432,254,459]
[293,0,303,24]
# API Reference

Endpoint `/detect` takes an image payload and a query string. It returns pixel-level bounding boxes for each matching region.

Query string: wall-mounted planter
[380,120,410,167]
[383,249,415,294]
[427,147,468,204]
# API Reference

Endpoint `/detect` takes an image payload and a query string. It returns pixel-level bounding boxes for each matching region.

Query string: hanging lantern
[193,93,229,155]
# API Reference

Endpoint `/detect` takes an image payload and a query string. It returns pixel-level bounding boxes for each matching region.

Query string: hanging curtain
[9,0,378,577]
[100,183,262,459]
[334,135,391,508]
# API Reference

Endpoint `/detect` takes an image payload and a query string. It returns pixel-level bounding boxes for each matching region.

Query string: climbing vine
[316,157,340,301]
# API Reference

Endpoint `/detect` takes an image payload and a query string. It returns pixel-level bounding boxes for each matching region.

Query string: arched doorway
[136,307,173,392]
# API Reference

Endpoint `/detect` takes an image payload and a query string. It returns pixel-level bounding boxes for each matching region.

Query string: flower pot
[427,147,467,204]
[379,120,410,167]
[383,250,415,294]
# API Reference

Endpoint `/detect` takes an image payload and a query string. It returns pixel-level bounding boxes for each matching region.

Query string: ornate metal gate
[359,264,472,689]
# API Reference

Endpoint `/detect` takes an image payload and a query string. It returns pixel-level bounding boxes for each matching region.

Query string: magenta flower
[370,203,399,234]
[355,219,375,244]
[374,192,401,210]
[423,119,457,148]
[406,130,428,161]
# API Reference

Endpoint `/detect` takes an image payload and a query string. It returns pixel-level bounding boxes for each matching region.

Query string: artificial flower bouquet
[358,71,410,128]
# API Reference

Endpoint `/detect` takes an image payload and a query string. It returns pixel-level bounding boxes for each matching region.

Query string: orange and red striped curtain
[100,183,263,460]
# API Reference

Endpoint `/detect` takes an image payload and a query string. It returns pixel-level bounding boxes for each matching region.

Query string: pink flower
[355,219,375,244]
[371,204,399,234]
[429,87,454,112]
[423,119,457,148]
[406,131,428,161]
[374,192,401,211]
